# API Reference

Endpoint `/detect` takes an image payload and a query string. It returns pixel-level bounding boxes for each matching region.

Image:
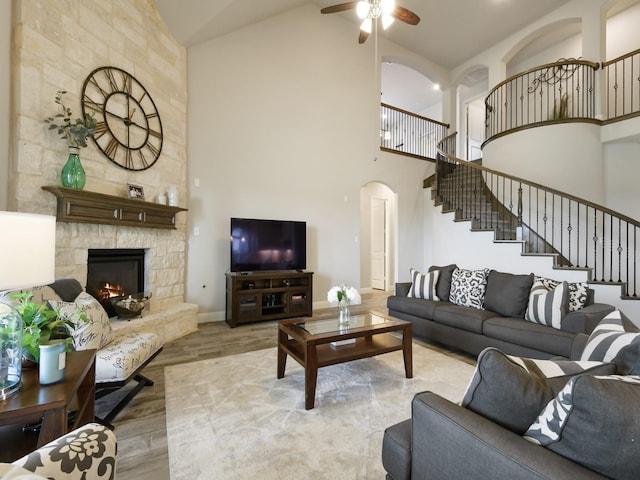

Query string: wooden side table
[0,350,96,461]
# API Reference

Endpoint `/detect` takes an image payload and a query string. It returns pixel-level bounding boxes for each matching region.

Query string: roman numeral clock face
[82,66,163,171]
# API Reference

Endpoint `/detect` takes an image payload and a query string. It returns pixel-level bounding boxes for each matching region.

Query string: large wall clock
[81,66,163,171]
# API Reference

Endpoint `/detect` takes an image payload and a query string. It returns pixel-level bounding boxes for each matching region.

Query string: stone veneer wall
[9,0,189,313]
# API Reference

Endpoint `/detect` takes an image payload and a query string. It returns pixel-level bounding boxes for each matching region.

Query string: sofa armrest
[562,303,615,335]
[411,392,606,480]
[13,423,116,480]
[395,282,411,297]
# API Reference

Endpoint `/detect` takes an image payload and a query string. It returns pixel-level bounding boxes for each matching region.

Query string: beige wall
[186,5,433,319]
[9,0,188,310]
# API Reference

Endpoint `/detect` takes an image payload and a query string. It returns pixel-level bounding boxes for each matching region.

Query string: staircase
[432,142,640,302]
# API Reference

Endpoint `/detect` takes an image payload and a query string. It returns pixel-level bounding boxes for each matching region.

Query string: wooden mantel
[42,186,187,230]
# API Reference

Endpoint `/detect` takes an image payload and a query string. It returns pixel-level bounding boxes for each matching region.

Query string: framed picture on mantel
[127,183,145,201]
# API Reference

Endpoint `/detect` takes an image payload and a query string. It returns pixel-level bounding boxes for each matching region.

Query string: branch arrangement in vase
[45,90,96,148]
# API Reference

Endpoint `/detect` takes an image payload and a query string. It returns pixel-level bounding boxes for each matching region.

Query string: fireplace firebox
[87,249,146,317]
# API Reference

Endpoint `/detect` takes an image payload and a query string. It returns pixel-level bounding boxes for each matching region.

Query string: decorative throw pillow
[535,276,588,312]
[49,292,113,350]
[525,280,569,329]
[483,270,534,318]
[580,310,640,374]
[428,264,457,302]
[524,374,640,480]
[461,347,615,435]
[448,268,489,310]
[407,268,439,300]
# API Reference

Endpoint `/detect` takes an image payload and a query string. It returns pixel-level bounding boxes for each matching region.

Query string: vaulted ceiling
[152,0,572,70]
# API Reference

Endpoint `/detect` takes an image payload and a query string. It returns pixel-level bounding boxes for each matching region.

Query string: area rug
[164,344,476,479]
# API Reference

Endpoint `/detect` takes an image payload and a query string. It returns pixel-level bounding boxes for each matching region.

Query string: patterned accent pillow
[407,268,439,300]
[524,375,640,480]
[449,268,489,310]
[461,347,615,434]
[49,292,113,350]
[525,280,568,329]
[535,276,588,312]
[580,310,640,374]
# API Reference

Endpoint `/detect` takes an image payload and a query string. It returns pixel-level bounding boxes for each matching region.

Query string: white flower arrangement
[327,284,361,306]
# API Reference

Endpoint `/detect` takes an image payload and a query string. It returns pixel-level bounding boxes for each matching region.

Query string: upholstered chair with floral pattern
[0,423,116,480]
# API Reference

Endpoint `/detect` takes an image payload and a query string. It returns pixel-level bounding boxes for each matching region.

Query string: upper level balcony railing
[602,48,640,123]
[484,59,600,145]
[380,103,449,160]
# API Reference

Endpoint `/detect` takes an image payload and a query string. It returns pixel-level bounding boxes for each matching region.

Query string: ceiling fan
[321,0,420,44]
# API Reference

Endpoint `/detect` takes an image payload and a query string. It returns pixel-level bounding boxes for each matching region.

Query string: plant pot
[61,147,86,189]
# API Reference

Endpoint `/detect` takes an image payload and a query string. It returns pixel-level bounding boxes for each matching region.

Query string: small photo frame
[128,183,145,201]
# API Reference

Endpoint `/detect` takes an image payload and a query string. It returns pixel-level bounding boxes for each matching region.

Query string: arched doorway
[360,181,397,292]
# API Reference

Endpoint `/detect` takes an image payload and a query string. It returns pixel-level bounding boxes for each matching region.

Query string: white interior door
[371,197,387,290]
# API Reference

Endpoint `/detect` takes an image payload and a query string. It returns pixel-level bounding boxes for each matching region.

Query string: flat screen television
[230,217,306,272]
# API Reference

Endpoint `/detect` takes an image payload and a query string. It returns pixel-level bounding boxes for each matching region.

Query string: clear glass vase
[338,301,350,325]
[61,146,86,189]
[0,302,23,400]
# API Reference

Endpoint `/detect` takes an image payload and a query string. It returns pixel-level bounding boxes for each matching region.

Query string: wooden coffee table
[277,311,412,409]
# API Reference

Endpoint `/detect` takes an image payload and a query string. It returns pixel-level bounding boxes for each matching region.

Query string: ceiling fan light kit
[321,0,419,44]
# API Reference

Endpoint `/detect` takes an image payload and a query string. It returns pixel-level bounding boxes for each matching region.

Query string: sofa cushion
[49,278,85,302]
[483,316,577,358]
[407,268,439,300]
[433,304,495,334]
[382,419,411,480]
[580,310,640,374]
[535,276,588,312]
[428,264,457,302]
[95,332,163,382]
[524,374,640,480]
[48,292,114,350]
[462,347,615,435]
[525,280,568,329]
[483,270,534,318]
[387,295,440,320]
[448,268,490,310]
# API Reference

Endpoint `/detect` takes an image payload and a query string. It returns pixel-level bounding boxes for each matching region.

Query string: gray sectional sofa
[387,264,615,359]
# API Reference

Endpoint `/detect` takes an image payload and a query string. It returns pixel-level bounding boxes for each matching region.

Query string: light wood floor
[104,291,472,479]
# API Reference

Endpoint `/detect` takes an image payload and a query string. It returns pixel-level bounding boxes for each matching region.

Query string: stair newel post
[516,185,523,241]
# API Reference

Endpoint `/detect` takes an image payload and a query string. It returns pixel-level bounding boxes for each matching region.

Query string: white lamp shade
[360,17,373,33]
[381,14,395,29]
[0,211,56,290]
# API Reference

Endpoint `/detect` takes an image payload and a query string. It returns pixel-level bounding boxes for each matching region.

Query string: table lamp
[0,211,56,400]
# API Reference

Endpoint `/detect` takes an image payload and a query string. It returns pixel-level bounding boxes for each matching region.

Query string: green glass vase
[61,147,86,189]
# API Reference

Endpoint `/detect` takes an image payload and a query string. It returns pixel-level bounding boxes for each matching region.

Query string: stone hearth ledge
[110,302,198,344]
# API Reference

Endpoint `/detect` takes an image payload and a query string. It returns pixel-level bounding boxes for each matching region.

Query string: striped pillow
[525,280,568,329]
[580,310,640,374]
[407,268,439,300]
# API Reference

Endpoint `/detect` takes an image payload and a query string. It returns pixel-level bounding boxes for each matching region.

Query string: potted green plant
[45,90,97,190]
[10,292,83,363]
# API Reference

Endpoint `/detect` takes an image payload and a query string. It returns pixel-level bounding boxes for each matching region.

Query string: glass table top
[294,312,392,335]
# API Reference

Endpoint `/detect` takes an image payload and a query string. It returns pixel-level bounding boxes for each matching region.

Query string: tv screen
[230,218,307,272]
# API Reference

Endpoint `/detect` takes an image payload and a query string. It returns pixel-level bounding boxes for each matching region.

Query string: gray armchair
[1,423,116,480]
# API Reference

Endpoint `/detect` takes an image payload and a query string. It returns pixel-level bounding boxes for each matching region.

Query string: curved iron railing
[380,103,449,160]
[484,59,599,145]
[436,133,640,297]
[602,48,640,123]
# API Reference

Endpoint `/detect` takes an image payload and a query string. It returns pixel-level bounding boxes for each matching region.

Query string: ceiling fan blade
[358,29,369,44]
[392,6,420,25]
[320,2,360,14]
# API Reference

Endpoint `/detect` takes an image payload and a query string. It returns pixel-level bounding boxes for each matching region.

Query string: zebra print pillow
[407,268,439,300]
[580,310,640,374]
[524,375,640,480]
